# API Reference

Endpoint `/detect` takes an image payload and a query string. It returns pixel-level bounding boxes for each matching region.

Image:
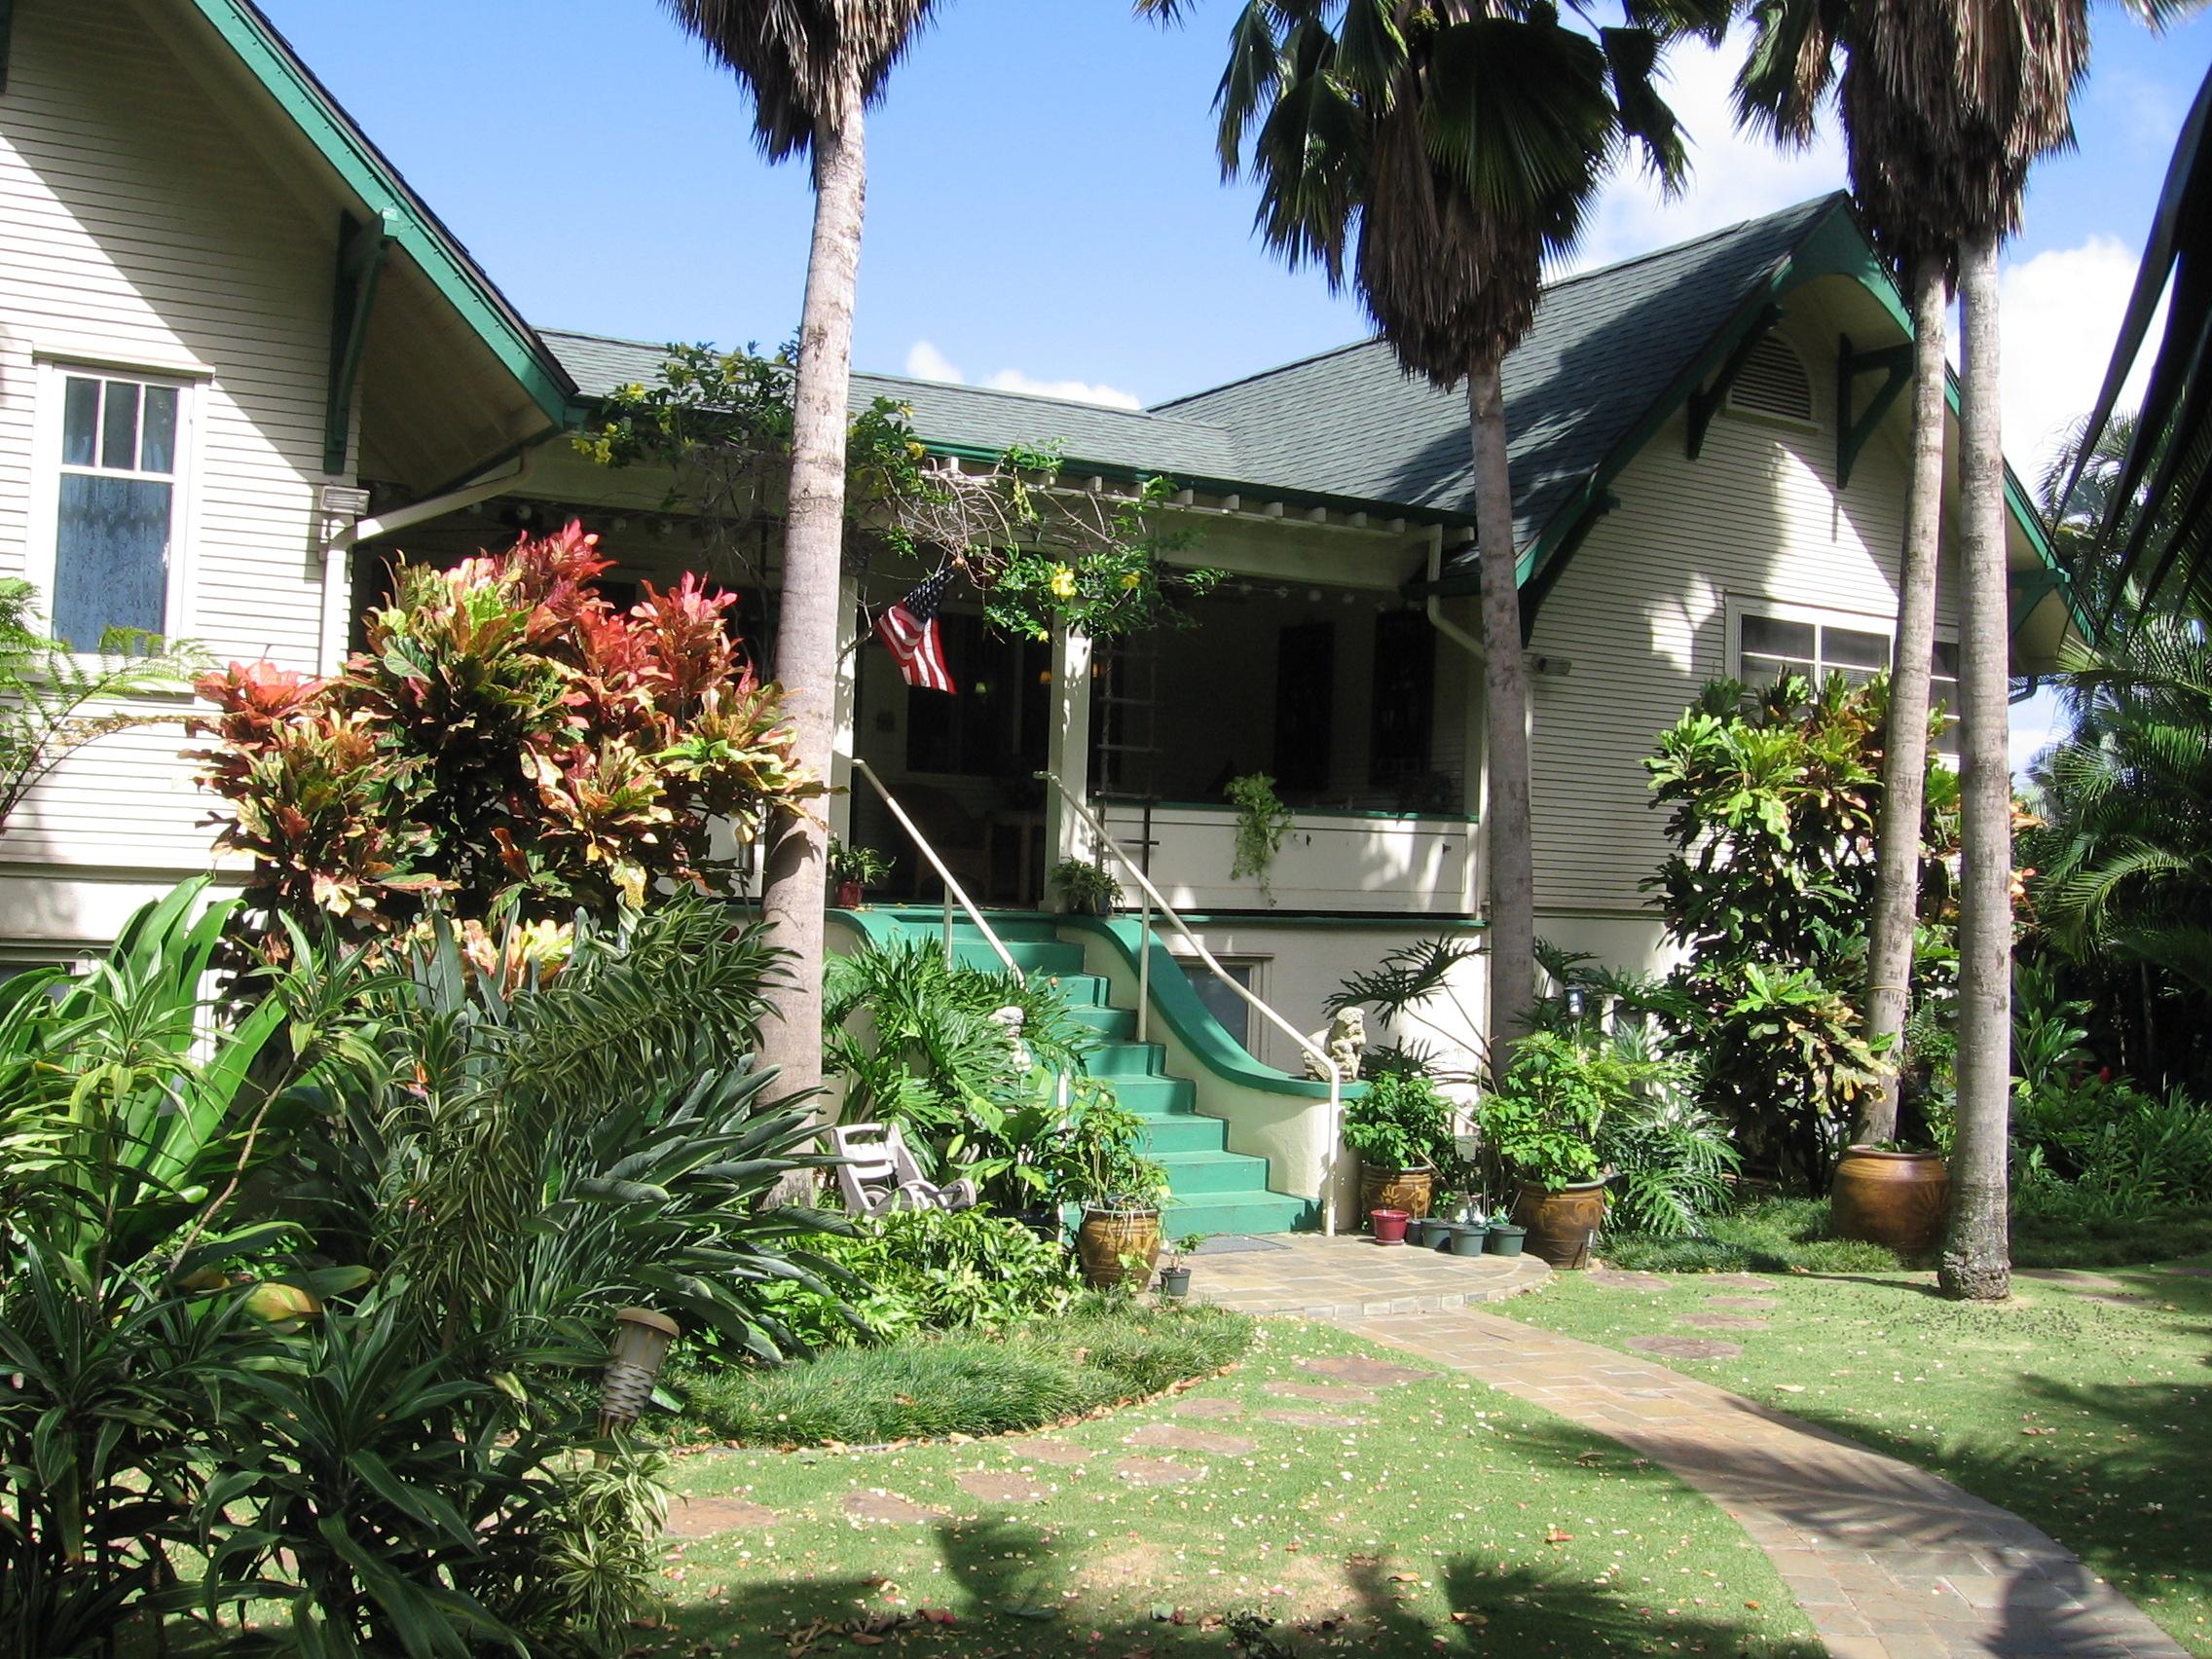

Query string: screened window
[49,372,185,650]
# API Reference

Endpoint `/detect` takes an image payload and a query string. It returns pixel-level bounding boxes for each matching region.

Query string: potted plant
[1475,1032,1634,1270]
[1051,856,1124,917]
[1483,1210,1528,1258]
[1370,1206,1411,1244]
[1830,1140,1949,1253]
[1158,1232,1206,1298]
[1067,1093,1169,1288]
[1447,1214,1492,1258]
[1225,772,1293,904]
[1343,1070,1453,1228]
[828,838,893,907]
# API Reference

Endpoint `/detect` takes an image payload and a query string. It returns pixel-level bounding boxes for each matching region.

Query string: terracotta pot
[834,880,866,908]
[1830,1147,1949,1253]
[1359,1163,1434,1225]
[1077,1207,1162,1288]
[1512,1181,1607,1270]
[1371,1207,1411,1245]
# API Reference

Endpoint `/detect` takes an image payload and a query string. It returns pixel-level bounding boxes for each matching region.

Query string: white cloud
[1569,25,1847,276]
[1994,237,2155,483]
[901,340,1141,410]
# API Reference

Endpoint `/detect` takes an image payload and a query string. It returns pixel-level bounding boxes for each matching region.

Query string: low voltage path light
[599,1308,680,1434]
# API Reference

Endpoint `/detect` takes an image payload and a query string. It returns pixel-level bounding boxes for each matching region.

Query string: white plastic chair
[829,1123,978,1218]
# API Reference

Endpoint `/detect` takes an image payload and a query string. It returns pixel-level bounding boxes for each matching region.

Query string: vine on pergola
[575,344,1222,641]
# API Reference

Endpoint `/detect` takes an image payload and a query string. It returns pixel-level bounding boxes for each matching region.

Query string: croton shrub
[191,522,816,946]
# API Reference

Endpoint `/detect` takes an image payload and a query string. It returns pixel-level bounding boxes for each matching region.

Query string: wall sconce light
[599,1307,679,1433]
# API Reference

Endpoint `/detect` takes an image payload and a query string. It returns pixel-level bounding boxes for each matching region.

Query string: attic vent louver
[1727,336,1816,424]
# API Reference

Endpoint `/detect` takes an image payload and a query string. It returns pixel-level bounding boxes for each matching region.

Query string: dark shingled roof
[541,195,1851,549]
[1156,194,1848,552]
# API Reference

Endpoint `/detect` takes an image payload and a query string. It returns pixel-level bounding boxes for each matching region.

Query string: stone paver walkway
[1189,1232,1547,1318]
[1345,1304,2186,1659]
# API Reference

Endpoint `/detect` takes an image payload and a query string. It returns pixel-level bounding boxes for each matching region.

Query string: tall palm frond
[658,0,942,157]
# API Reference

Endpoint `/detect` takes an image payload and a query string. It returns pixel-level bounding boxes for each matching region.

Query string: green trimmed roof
[545,196,1847,547]
[1158,196,1845,553]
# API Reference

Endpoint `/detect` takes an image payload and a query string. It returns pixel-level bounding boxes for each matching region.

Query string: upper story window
[1733,601,1963,756]
[1726,335,1817,425]
[36,367,192,651]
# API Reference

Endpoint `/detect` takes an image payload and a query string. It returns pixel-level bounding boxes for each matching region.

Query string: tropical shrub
[1644,673,1957,1182]
[1341,1069,1454,1173]
[1478,1031,1643,1192]
[189,522,817,946]
[751,1207,1078,1349]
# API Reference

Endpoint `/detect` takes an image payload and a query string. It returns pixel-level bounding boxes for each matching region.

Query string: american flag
[872,569,957,694]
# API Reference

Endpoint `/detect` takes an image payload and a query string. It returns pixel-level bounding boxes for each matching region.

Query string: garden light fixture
[598,1308,679,1433]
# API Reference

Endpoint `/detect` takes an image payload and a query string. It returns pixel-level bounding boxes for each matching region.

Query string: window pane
[1741,653,1799,686]
[62,378,99,466]
[1824,626,1890,671]
[1189,963,1255,1053]
[99,380,140,471]
[139,387,178,473]
[54,474,169,648]
[1742,615,1815,662]
[1932,641,1960,676]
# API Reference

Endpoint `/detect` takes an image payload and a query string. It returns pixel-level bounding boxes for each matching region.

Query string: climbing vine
[1225,772,1294,904]
[577,347,1222,642]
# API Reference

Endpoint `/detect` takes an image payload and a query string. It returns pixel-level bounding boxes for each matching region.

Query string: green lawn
[648,1318,1820,1657]
[1498,1258,2212,1655]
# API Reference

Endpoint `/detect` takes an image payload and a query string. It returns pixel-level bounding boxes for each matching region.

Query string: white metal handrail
[850,758,1023,982]
[1038,770,1346,1235]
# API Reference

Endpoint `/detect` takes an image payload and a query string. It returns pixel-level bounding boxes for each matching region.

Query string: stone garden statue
[1304,1006,1367,1083]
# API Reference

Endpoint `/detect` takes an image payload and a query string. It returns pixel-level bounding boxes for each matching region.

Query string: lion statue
[1304,1006,1367,1083]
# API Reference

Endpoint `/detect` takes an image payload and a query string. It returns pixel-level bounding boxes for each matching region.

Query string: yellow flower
[1120,571,1142,591]
[1048,565,1078,600]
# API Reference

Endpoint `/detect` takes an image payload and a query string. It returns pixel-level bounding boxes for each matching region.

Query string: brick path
[1189,1232,1548,1319]
[1346,1304,2188,1659]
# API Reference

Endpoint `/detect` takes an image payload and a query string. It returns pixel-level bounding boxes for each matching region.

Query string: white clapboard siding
[1527,361,1952,924]
[0,0,336,890]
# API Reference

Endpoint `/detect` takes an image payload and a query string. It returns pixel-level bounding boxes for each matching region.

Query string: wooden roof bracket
[1835,334,1914,490]
[325,207,399,475]
[1685,304,1785,460]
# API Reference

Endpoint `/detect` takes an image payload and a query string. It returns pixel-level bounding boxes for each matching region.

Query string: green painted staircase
[866,912,1307,1236]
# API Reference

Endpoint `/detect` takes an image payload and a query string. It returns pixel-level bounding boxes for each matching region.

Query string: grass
[1498,1255,2212,1654]
[1598,1197,2212,1275]
[645,1316,1819,1657]
[674,1300,1257,1448]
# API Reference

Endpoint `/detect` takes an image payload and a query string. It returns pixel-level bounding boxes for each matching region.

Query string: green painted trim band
[1159,912,1486,932]
[190,0,572,427]
[1096,796,1480,826]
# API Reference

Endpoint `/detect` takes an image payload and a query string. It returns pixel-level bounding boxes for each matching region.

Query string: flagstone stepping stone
[2016,1269,2128,1294]
[1296,1354,1427,1387]
[1259,1408,1369,1429]
[664,1497,781,1538]
[1169,1395,1245,1419]
[841,1491,940,1524]
[1014,1440,1094,1466]
[2158,1265,2212,1278]
[1125,1422,1257,1456]
[1702,1294,1777,1311]
[1624,1334,1743,1361]
[1265,1380,1378,1405]
[954,1469,1050,1504]
[1698,1273,1773,1290]
[2081,1291,2157,1308]
[1116,1456,1204,1487]
[1677,1312,1768,1331]
[1587,1272,1674,1293]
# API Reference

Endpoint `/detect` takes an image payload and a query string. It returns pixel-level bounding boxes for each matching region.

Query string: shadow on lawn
[665,1514,1825,1657]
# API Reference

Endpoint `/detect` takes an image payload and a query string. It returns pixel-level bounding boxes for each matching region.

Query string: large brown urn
[1829,1147,1949,1253]
[1512,1180,1608,1270]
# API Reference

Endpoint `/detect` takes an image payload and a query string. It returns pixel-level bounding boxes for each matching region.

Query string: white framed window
[1183,953,1268,1055]
[1728,597,1962,753]
[28,362,197,652]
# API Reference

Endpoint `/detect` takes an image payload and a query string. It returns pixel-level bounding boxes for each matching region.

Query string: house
[0,0,2075,1232]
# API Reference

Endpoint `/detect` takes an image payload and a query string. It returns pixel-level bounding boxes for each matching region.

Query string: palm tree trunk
[1467,354,1535,1077]
[1860,258,1950,1144]
[1940,229,2013,1302]
[756,75,867,1142]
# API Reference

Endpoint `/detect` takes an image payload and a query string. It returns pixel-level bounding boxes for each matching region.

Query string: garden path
[1327,1280,2188,1659]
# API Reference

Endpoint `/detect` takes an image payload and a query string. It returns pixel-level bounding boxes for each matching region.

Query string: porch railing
[1037,769,1347,1235]
[850,757,1023,982]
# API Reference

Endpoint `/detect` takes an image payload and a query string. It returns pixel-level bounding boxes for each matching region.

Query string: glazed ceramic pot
[1829,1147,1949,1254]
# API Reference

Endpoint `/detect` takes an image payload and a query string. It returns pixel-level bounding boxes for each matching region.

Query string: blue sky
[261,1,2212,759]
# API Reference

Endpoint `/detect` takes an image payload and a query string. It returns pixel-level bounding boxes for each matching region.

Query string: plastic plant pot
[1408,1217,1439,1247]
[1432,1221,1460,1253]
[1370,1207,1411,1245]
[1448,1223,1492,1258]
[1157,1266,1193,1299]
[1485,1224,1528,1258]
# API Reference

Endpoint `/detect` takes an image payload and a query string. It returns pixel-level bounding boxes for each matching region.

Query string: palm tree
[1736,4,1958,1152]
[660,1,942,1122]
[1138,0,1728,1069]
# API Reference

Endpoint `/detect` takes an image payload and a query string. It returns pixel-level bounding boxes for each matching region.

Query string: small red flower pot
[834,880,866,908]
[1370,1207,1411,1245]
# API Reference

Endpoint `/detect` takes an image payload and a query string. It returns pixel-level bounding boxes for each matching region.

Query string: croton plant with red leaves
[190,522,816,944]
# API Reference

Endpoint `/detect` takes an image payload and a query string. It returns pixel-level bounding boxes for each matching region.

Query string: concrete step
[1086,1040,1164,1079]
[1135,1114,1228,1156]
[1109,1074,1196,1115]
[1154,1147,1273,1196]
[1069,1004,1135,1039]
[1161,1190,1309,1238]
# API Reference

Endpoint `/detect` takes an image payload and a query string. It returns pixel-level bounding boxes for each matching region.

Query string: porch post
[828,571,860,846]
[1044,626,1093,885]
